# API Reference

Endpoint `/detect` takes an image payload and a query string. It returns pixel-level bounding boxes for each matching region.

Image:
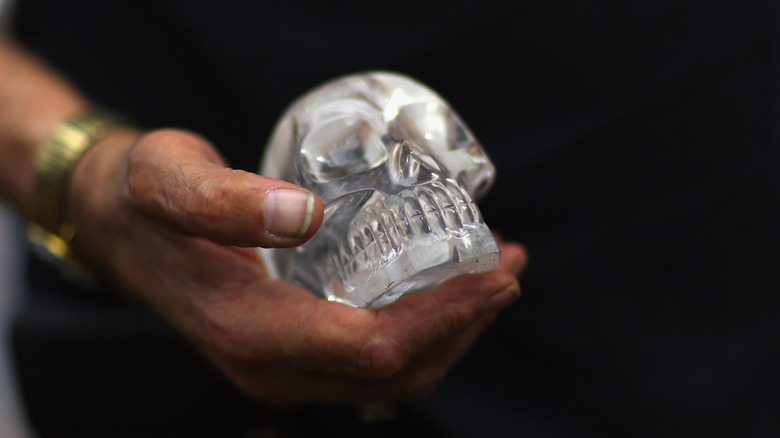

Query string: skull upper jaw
[284,179,499,308]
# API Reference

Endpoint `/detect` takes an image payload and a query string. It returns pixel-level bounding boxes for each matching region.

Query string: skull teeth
[330,179,483,285]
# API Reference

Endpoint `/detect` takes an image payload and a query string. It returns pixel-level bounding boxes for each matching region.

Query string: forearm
[0,35,88,215]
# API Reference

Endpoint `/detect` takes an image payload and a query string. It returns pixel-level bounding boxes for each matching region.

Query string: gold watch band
[28,108,124,263]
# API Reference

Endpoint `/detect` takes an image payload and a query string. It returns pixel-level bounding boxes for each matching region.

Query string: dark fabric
[10,0,780,436]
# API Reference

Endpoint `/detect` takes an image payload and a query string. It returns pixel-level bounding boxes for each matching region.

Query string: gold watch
[27,108,125,278]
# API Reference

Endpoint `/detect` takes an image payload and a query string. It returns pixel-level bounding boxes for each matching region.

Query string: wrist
[66,127,141,267]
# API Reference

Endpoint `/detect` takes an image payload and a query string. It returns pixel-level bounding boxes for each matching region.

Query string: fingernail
[264,189,315,238]
[484,285,521,313]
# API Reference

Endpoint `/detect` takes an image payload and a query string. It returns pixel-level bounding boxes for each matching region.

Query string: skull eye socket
[300,99,389,182]
[391,102,476,153]
[388,101,494,197]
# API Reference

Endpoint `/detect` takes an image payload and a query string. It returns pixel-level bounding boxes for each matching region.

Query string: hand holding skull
[60,86,525,404]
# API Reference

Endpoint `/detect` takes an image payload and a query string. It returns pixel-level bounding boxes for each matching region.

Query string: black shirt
[11,1,780,436]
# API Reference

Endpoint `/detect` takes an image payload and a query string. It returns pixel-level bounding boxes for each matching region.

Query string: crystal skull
[260,72,499,308]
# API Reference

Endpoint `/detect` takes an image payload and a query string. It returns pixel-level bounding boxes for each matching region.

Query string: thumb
[126,129,323,247]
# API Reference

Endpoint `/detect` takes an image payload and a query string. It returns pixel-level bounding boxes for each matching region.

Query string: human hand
[65,128,527,403]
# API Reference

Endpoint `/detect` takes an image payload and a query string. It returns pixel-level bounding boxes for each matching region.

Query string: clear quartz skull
[260,72,500,308]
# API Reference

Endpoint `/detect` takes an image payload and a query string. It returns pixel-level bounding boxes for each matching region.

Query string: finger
[126,129,323,248]
[373,271,520,364]
[223,362,429,404]
[230,312,502,404]
[282,271,519,379]
[380,310,500,401]
[191,271,516,401]
[498,241,528,276]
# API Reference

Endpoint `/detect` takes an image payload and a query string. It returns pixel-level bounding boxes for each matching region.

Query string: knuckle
[202,314,259,367]
[212,332,257,367]
[125,163,150,208]
[187,169,251,232]
[125,130,182,206]
[124,139,150,203]
[440,302,476,338]
[392,365,447,400]
[137,128,200,153]
[191,169,239,208]
[356,335,407,379]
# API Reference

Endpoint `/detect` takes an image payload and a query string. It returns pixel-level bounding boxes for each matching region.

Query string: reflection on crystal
[260,72,499,308]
